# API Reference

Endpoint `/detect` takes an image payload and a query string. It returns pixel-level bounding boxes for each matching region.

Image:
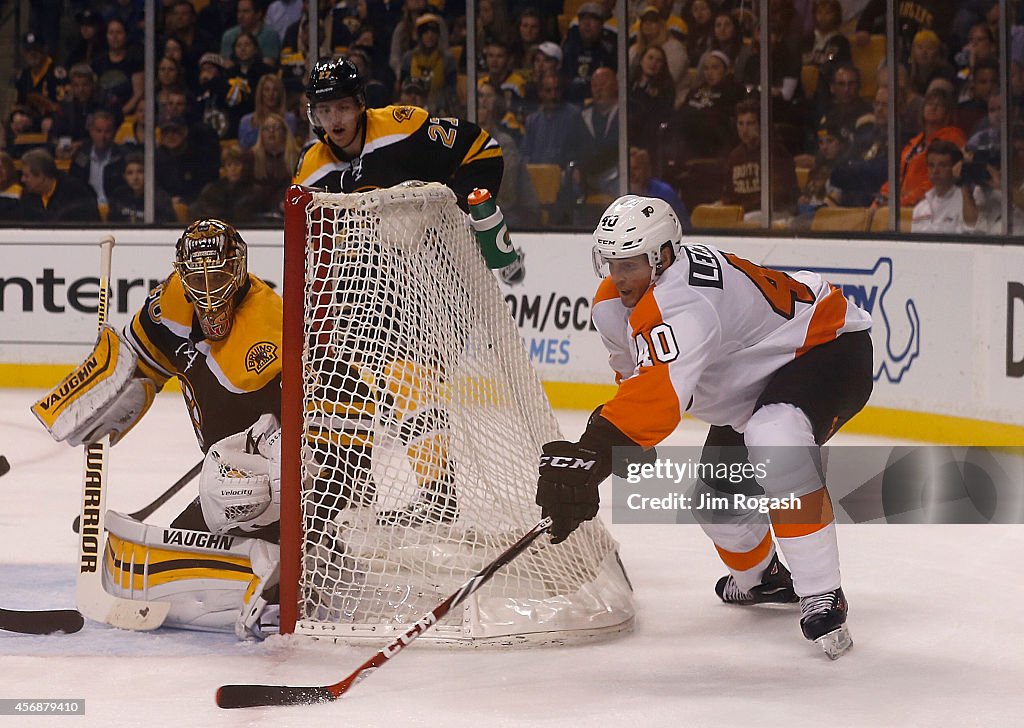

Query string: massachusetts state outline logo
[245,341,279,374]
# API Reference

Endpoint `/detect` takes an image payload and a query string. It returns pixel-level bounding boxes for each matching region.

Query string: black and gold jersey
[124,272,282,452]
[293,105,503,207]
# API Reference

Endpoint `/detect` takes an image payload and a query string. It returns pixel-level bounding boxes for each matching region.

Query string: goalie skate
[800,588,852,660]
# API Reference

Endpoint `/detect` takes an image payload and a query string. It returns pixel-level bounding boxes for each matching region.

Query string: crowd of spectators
[3,0,1024,234]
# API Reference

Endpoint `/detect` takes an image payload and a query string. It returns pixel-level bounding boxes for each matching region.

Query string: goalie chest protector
[125,273,282,452]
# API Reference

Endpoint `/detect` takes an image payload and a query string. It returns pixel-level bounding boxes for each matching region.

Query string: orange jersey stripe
[600,287,682,447]
[716,530,773,571]
[796,285,848,358]
[771,487,835,538]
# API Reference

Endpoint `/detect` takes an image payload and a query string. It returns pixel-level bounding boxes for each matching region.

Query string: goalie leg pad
[31,325,156,446]
[103,511,258,633]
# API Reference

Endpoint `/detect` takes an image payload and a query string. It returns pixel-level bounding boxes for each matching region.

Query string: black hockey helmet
[305,57,365,106]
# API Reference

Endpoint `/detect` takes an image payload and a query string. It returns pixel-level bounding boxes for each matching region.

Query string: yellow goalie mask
[174,219,248,341]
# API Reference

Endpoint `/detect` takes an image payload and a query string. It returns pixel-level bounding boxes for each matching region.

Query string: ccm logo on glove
[538,455,597,470]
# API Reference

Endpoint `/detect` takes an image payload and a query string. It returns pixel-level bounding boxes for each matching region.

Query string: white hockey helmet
[591,195,683,279]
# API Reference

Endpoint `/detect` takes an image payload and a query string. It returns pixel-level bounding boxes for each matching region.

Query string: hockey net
[280,183,634,646]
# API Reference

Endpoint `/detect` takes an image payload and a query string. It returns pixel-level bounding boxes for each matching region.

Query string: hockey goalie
[32,219,285,639]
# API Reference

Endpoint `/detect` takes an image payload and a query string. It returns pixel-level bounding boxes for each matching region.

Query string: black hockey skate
[715,553,799,606]
[376,477,458,527]
[800,587,852,659]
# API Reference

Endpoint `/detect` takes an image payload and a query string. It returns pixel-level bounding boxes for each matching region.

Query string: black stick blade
[0,608,84,635]
[216,684,336,709]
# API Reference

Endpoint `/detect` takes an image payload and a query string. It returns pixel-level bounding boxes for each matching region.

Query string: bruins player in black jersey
[294,58,505,529]
[33,219,286,638]
[293,57,503,204]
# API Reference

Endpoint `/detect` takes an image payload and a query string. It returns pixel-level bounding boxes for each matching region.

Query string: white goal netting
[284,183,634,646]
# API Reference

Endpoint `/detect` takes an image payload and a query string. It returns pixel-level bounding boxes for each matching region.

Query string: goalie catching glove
[199,414,281,535]
[31,324,156,446]
[536,409,655,544]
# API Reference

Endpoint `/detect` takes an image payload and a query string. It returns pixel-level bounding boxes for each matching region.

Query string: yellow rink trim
[5,363,1024,446]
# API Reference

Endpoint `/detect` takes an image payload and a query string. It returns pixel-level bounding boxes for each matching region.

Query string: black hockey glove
[536,440,608,544]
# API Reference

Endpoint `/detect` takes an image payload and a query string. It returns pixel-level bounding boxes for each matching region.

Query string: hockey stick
[216,516,553,709]
[72,459,203,534]
[75,235,170,631]
[0,607,84,635]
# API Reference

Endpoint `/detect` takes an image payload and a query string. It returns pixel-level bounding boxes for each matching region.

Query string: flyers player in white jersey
[535,195,873,659]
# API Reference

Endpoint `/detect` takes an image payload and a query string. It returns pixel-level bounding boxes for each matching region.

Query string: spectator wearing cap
[69,109,127,206]
[107,152,177,223]
[908,30,956,97]
[524,41,562,109]
[390,0,450,80]
[629,5,689,108]
[66,10,107,68]
[91,18,144,118]
[155,113,220,204]
[479,40,529,137]
[50,65,104,151]
[400,13,458,116]
[15,32,67,125]
[561,2,617,104]
[19,147,100,222]
[196,53,232,139]
[627,1,688,46]
[628,45,675,158]
[669,50,744,162]
[793,118,848,223]
[221,0,282,69]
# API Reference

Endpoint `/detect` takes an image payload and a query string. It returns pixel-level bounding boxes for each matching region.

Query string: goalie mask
[174,219,248,341]
[591,195,682,281]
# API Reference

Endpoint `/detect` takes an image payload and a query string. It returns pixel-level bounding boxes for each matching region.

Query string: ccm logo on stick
[540,456,596,470]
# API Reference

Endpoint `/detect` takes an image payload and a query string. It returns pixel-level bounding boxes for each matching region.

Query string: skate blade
[815,624,853,660]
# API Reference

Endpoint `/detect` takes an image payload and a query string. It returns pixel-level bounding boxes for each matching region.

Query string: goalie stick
[0,607,84,635]
[216,517,553,709]
[75,235,170,631]
[72,459,203,534]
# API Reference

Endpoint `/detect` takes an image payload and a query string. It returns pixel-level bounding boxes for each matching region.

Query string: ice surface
[1,389,1021,727]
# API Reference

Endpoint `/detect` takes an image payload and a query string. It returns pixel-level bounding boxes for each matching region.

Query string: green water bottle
[468,188,518,269]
